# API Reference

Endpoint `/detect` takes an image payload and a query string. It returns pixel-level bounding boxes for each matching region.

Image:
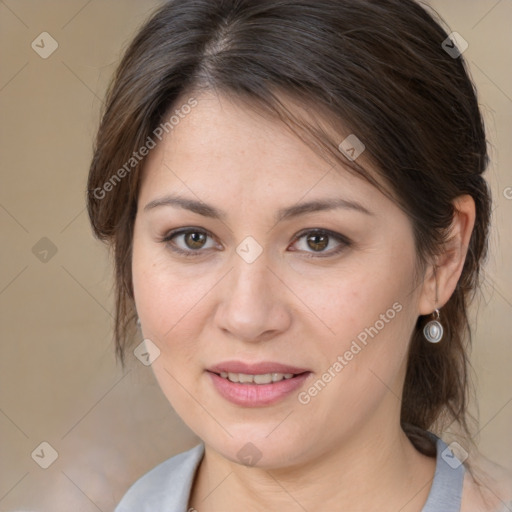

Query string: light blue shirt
[115,434,465,511]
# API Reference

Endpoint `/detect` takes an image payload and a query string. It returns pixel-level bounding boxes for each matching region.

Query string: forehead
[138,91,389,212]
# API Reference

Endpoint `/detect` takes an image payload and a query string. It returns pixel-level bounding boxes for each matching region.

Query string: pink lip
[208,360,310,375]
[206,360,312,407]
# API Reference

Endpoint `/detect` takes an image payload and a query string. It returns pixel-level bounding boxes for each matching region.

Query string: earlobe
[418,194,476,316]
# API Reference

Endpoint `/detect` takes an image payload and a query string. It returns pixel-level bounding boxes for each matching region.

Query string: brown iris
[185,232,207,249]
[306,233,329,252]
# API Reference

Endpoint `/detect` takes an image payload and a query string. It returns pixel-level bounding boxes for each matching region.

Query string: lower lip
[207,371,311,407]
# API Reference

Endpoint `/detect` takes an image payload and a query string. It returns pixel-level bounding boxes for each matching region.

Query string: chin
[200,428,310,469]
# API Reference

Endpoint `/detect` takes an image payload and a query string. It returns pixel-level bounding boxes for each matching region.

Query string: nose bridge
[229,233,274,295]
[229,248,275,308]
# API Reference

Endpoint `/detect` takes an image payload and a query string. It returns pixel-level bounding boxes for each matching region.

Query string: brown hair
[87,0,491,454]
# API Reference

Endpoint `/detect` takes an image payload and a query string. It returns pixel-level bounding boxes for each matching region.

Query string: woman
[87,0,512,510]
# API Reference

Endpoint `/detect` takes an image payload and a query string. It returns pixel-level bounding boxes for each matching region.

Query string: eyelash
[159,227,351,259]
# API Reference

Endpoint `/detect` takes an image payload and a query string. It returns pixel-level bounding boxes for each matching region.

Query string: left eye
[289,229,350,257]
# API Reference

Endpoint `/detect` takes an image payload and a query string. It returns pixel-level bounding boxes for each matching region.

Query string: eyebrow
[143,194,374,221]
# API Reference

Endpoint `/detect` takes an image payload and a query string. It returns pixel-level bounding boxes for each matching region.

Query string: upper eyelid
[292,227,348,242]
[162,227,215,242]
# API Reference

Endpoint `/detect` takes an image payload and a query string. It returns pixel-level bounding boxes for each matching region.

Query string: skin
[131,90,476,511]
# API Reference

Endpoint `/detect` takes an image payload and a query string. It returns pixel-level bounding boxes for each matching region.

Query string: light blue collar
[115,433,465,511]
[422,434,466,511]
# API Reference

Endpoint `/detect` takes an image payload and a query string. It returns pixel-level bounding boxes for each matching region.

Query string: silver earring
[423,308,443,343]
[136,317,141,327]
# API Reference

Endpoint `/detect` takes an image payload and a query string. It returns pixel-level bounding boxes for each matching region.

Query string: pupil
[186,232,205,249]
[307,234,328,251]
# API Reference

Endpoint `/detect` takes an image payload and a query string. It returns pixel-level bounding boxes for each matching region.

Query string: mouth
[206,361,312,407]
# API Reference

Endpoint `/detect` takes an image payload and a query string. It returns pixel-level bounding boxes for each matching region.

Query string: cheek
[131,241,215,353]
[297,251,417,393]
[295,259,411,344]
[132,238,179,339]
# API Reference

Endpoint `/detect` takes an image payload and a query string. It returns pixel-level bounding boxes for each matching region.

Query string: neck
[189,422,436,512]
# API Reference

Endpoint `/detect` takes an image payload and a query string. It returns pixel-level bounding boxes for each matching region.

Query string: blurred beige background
[0,1,511,511]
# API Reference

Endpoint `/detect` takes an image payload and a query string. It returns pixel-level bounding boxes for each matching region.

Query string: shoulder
[114,443,205,512]
[461,454,512,512]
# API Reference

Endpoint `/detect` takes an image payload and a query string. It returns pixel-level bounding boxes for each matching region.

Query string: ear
[418,194,476,315]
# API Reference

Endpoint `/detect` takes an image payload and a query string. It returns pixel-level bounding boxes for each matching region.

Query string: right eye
[160,228,219,257]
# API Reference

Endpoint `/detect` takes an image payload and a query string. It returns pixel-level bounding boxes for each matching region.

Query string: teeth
[219,372,295,384]
[254,373,273,384]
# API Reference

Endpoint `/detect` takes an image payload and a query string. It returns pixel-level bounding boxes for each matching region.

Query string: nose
[214,253,292,343]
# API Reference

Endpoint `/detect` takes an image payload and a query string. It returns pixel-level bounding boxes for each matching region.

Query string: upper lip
[208,360,310,375]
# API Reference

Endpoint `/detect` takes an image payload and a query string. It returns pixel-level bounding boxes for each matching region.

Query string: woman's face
[132,91,428,468]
